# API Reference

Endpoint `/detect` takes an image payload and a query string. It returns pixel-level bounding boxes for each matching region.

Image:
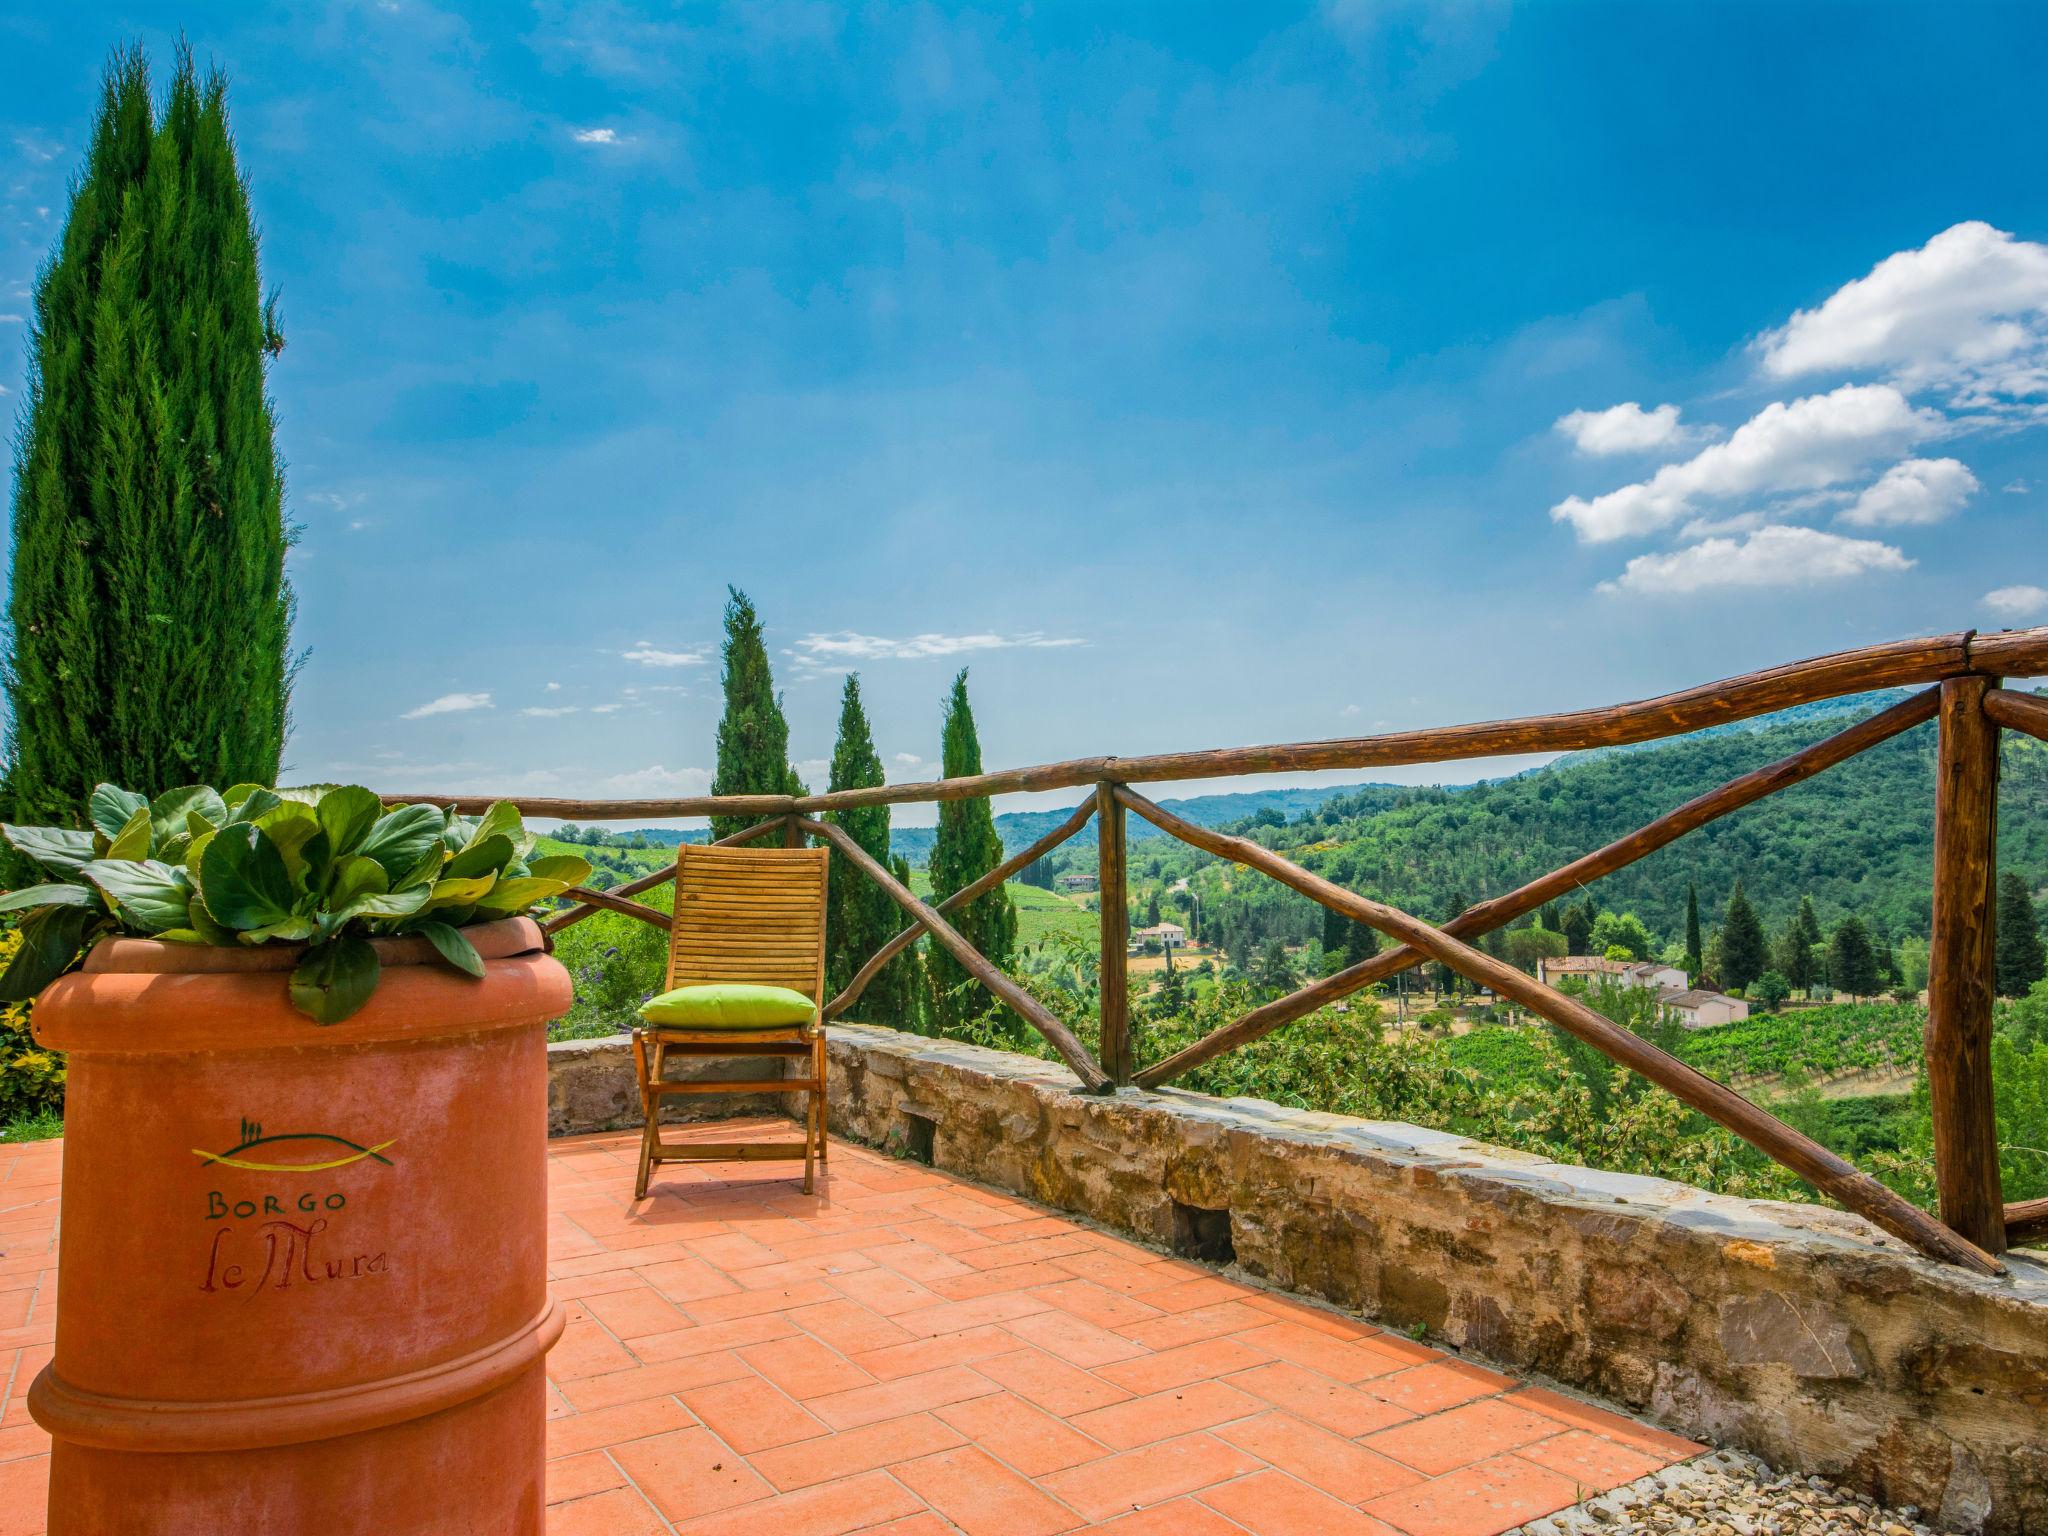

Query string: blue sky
[3,2,2045,823]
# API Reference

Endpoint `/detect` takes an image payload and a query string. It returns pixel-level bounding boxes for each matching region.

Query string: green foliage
[1684,884,1703,975]
[1996,869,2045,997]
[924,671,1015,1032]
[0,927,63,1126]
[0,783,589,1024]
[1674,1001,1922,1084]
[4,47,292,857]
[1720,880,1767,990]
[1589,910,1654,961]
[1750,971,1791,1012]
[547,887,673,1040]
[824,675,920,1026]
[708,588,801,840]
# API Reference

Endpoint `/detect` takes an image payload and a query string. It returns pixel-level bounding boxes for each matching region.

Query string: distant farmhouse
[1537,954,1748,1030]
[1131,922,1188,952]
[1537,955,1688,993]
[1055,873,1098,894]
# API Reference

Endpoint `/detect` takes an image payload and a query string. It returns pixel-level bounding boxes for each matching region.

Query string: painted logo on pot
[193,1117,397,1172]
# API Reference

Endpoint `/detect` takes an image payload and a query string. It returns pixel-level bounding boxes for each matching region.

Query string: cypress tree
[924,670,1015,1033]
[1683,883,1703,977]
[5,46,292,837]
[1828,916,1881,1000]
[823,675,918,1025]
[708,587,801,840]
[1561,900,1593,956]
[1995,871,2045,997]
[1719,879,1767,991]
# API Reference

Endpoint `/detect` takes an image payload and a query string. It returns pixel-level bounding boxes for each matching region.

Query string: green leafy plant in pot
[0,784,590,1022]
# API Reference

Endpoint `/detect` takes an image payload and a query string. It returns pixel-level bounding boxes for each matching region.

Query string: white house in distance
[1131,922,1188,951]
[1537,955,1689,992]
[1656,988,1750,1029]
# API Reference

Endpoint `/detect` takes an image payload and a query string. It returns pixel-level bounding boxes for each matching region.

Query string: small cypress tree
[823,675,919,1025]
[1683,883,1703,977]
[708,587,801,840]
[1995,871,2045,997]
[5,46,292,838]
[1561,900,1593,956]
[1717,880,1767,991]
[923,670,1015,1033]
[1828,916,1881,1000]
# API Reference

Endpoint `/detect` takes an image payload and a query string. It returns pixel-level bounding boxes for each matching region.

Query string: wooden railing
[393,626,2048,1274]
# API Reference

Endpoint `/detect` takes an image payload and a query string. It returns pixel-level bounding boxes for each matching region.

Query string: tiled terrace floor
[0,1122,1702,1535]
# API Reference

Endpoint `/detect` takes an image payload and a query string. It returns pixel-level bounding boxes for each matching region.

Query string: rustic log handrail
[1134,687,1943,1089]
[822,799,1097,1021]
[1112,785,2003,1275]
[481,629,2048,1268]
[387,627,2047,818]
[792,816,1112,1092]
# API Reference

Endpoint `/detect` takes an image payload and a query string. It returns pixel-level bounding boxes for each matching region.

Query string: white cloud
[892,752,923,766]
[571,126,621,145]
[520,706,578,717]
[1551,384,1941,543]
[1600,526,1913,595]
[1838,457,1978,527]
[1759,221,2048,408]
[621,644,707,668]
[590,703,623,714]
[792,631,1086,664]
[1983,584,2048,619]
[1553,402,1700,457]
[544,681,562,691]
[0,314,24,325]
[2004,479,2031,494]
[598,764,712,795]
[402,691,493,719]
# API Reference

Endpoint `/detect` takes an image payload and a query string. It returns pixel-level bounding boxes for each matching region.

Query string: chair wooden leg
[632,1031,656,1200]
[813,1032,829,1162]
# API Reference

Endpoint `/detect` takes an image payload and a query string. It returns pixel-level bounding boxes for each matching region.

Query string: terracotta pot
[28,916,573,1535]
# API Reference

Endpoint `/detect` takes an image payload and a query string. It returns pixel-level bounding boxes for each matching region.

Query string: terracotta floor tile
[544,1485,672,1536]
[1363,1453,1584,1536]
[686,1277,840,1322]
[1202,1468,1406,1536]
[1090,1496,1253,1535]
[892,1444,1083,1536]
[936,1391,1110,1477]
[1233,1322,1406,1383]
[671,1468,924,1536]
[830,1266,946,1316]
[0,1456,47,1536]
[1217,1411,1426,1503]
[1070,1379,1265,1450]
[1031,1278,1167,1331]
[545,1449,627,1505]
[927,1260,1076,1300]
[739,1333,875,1398]
[1140,1275,1259,1313]
[893,1290,1053,1339]
[1369,1361,1517,1416]
[863,1515,964,1536]
[1364,1398,1564,1476]
[547,1394,696,1459]
[746,1410,964,1491]
[789,1298,918,1355]
[1515,1429,1672,1490]
[559,1351,752,1413]
[1039,1431,1263,1523]
[1119,1301,1273,1352]
[1097,1336,1272,1396]
[636,1254,743,1303]
[976,1346,1133,1416]
[631,1313,800,1363]
[851,1323,1020,1381]
[1505,1387,1704,1459]
[611,1424,776,1522]
[807,1362,1002,1430]
[1230,1360,1415,1436]
[1240,1292,1376,1338]
[678,1373,828,1453]
[1004,1306,1151,1368]
[582,1285,693,1341]
[546,1319,640,1381]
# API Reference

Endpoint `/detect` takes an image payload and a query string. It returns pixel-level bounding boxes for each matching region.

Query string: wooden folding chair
[631,843,831,1197]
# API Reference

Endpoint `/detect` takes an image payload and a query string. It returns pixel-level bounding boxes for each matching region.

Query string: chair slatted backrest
[666,843,830,1004]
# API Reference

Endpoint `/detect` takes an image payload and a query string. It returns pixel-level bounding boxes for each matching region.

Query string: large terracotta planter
[27,916,573,1535]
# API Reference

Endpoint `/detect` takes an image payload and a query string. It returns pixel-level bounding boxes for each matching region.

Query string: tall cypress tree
[708,587,801,840]
[1995,871,2045,997]
[924,670,1015,1033]
[1683,883,1703,976]
[1719,879,1767,991]
[5,47,291,835]
[824,675,919,1024]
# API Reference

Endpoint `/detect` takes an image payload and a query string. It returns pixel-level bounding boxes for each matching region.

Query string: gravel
[1514,1449,1943,1536]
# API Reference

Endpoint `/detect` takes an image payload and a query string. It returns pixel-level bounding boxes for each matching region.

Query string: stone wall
[545,1022,2048,1533]
[546,1034,793,1137]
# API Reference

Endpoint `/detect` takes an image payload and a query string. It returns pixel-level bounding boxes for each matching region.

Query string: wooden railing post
[1096,781,1131,1085]
[1927,675,2006,1252]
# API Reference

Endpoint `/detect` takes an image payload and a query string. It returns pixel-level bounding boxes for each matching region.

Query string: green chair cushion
[639,982,817,1029]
